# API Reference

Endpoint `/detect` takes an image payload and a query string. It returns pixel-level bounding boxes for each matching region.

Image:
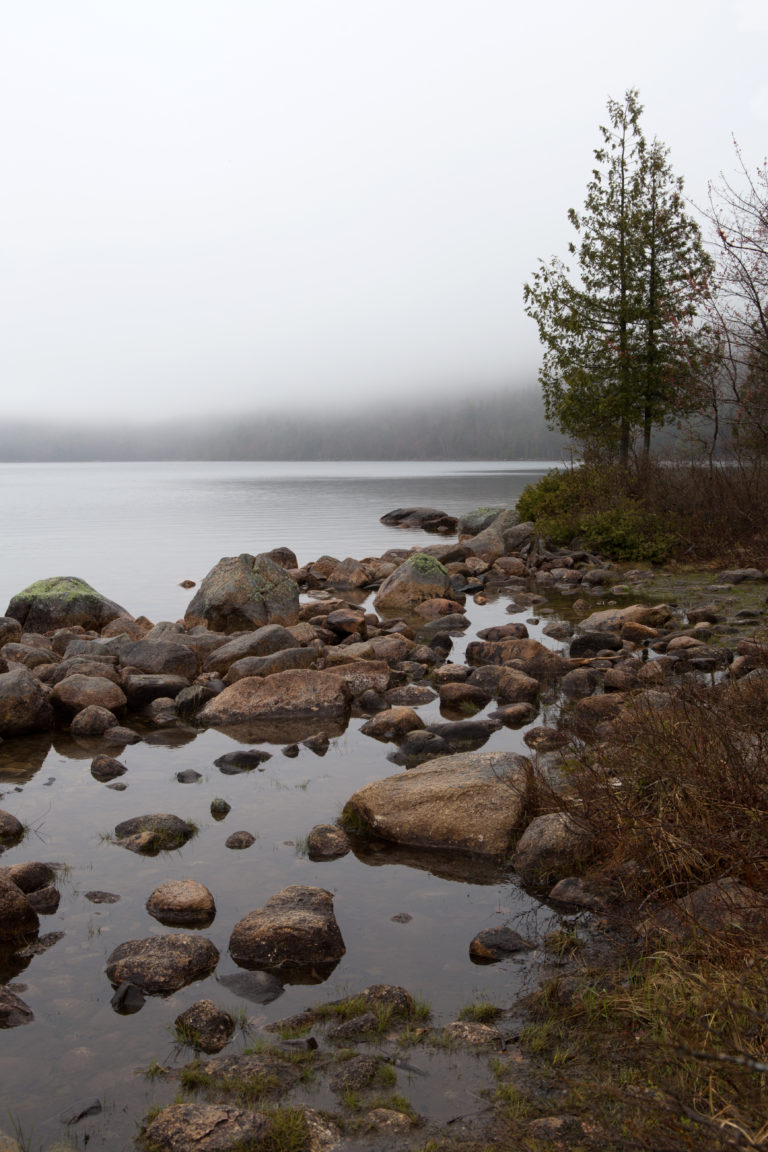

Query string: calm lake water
[0,460,573,1150]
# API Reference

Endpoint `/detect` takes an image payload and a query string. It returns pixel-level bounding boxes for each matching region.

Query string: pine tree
[524,90,712,467]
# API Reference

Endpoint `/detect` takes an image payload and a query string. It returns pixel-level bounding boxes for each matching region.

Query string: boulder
[221,648,317,685]
[2,642,59,669]
[469,926,535,961]
[343,750,533,857]
[457,506,508,536]
[466,638,570,681]
[146,879,216,927]
[50,675,126,718]
[464,527,505,565]
[91,755,127,783]
[0,861,54,893]
[0,875,39,941]
[467,665,540,705]
[424,718,498,753]
[0,668,54,736]
[0,617,23,647]
[323,660,391,697]
[225,831,256,849]
[105,934,219,993]
[360,706,424,743]
[5,576,131,633]
[0,810,25,847]
[0,987,34,1028]
[198,670,350,730]
[184,554,299,633]
[202,625,298,674]
[579,603,673,631]
[514,812,595,885]
[569,630,623,658]
[380,507,458,533]
[307,824,351,861]
[638,878,768,946]
[120,639,198,679]
[374,554,457,616]
[70,705,119,738]
[174,1000,235,1054]
[229,885,345,978]
[113,814,196,854]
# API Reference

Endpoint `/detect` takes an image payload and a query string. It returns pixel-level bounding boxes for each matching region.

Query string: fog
[2,1,766,428]
[0,386,564,461]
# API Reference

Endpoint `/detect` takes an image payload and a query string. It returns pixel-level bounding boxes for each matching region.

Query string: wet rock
[15,929,63,957]
[210,798,231,820]
[110,981,146,1013]
[443,1021,500,1046]
[5,576,130,634]
[307,824,350,861]
[0,861,54,893]
[27,885,60,914]
[51,674,126,718]
[344,750,533,857]
[392,729,449,765]
[569,630,623,658]
[524,726,569,752]
[113,814,196,854]
[0,811,25,848]
[146,880,216,927]
[380,507,457,533]
[216,970,285,1004]
[0,986,33,1028]
[122,674,190,708]
[580,603,673,631]
[0,875,39,941]
[384,684,437,706]
[214,748,272,773]
[425,718,498,753]
[488,702,537,727]
[84,891,120,904]
[105,934,219,993]
[323,660,391,697]
[464,526,505,564]
[466,637,570,681]
[225,831,256,850]
[438,683,491,712]
[360,706,425,743]
[374,553,457,616]
[469,926,535,961]
[229,885,345,977]
[91,755,127,783]
[329,1054,378,1092]
[70,705,119,738]
[142,1102,271,1152]
[514,812,595,885]
[121,639,197,679]
[0,617,23,647]
[202,625,299,674]
[467,665,540,705]
[184,553,300,633]
[223,646,317,684]
[327,1012,378,1041]
[175,683,220,718]
[302,731,329,755]
[175,999,235,1053]
[0,668,55,736]
[3,642,59,669]
[560,667,598,699]
[548,876,614,911]
[198,670,350,731]
[102,724,142,745]
[176,769,202,784]
[458,506,509,536]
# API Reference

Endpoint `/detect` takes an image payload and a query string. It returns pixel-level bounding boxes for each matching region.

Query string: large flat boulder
[229,885,345,979]
[184,554,299,633]
[50,674,127,717]
[5,577,131,633]
[142,1103,271,1152]
[374,553,458,616]
[198,670,350,730]
[105,934,219,993]
[343,750,534,857]
[579,603,673,631]
[202,624,298,674]
[0,668,55,736]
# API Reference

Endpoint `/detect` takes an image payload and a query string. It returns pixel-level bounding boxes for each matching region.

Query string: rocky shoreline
[1,503,767,1150]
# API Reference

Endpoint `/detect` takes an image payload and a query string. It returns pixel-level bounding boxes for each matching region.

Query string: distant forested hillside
[0,388,565,461]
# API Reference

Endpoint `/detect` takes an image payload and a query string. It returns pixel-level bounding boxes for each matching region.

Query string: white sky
[1,0,766,420]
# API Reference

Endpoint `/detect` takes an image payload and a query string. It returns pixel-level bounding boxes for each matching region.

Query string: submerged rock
[174,999,235,1053]
[113,814,196,855]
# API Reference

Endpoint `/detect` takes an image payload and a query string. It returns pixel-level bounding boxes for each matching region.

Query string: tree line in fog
[1,388,565,461]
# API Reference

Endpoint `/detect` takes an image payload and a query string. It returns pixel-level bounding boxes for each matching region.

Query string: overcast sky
[2,0,766,421]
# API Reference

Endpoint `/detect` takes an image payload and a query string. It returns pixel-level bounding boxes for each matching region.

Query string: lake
[0,460,570,1150]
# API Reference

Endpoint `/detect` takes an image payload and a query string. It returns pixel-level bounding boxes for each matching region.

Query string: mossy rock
[373,553,458,616]
[6,577,131,634]
[184,554,299,634]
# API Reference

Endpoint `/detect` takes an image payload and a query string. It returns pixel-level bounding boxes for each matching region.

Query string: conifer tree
[524,90,712,466]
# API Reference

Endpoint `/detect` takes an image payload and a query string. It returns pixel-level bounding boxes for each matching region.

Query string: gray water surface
[0,460,570,1150]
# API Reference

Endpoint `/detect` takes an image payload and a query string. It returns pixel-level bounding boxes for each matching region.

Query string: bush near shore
[517,458,768,566]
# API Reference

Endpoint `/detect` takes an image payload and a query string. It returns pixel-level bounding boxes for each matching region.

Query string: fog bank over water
[2,387,564,462]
